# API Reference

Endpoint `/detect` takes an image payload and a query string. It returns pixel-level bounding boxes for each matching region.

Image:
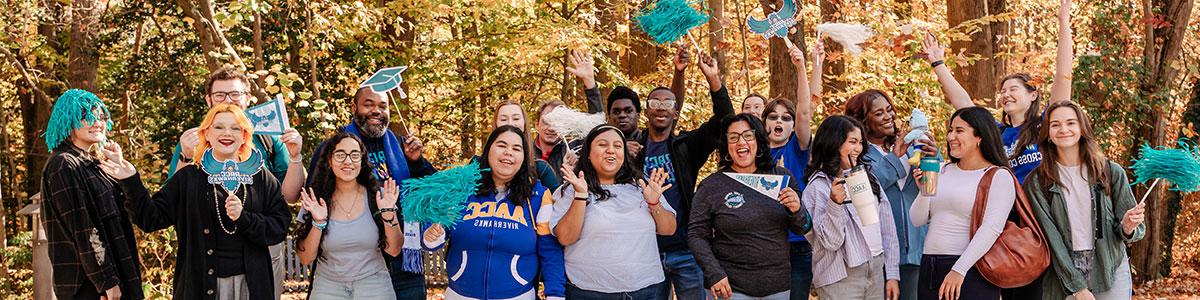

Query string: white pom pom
[816,23,874,55]
[542,106,607,142]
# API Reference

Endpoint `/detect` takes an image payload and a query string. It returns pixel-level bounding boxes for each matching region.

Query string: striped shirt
[802,171,900,288]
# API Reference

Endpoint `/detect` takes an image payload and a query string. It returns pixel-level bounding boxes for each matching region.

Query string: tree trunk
[624,0,663,81]
[708,0,729,79]
[178,0,222,71]
[1129,0,1194,284]
[595,0,620,99]
[67,0,100,90]
[945,0,1006,106]
[818,0,846,97]
[762,0,805,101]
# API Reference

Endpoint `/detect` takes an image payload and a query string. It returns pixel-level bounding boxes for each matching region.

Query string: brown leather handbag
[968,167,1051,288]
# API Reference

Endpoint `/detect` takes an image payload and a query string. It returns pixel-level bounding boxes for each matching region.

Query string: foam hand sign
[244,95,290,135]
[201,148,264,193]
[360,66,409,99]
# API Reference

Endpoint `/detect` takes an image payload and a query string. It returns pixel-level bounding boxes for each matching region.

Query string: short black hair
[717,113,775,173]
[607,86,641,113]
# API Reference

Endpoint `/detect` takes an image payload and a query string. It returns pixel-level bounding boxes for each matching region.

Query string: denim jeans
[387,259,426,300]
[788,241,813,300]
[567,281,667,300]
[660,250,710,300]
[310,269,398,299]
[730,291,790,300]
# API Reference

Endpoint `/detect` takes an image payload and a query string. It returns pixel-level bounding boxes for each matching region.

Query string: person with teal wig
[40,89,145,300]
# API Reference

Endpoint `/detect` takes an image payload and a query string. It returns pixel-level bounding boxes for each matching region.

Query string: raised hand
[1122,202,1145,236]
[402,136,424,161]
[639,168,673,205]
[299,187,328,223]
[379,179,400,210]
[922,32,946,64]
[565,49,597,89]
[673,45,691,72]
[778,187,801,213]
[788,43,806,67]
[179,127,200,159]
[1058,0,1072,22]
[225,193,243,221]
[698,53,722,91]
[810,36,827,64]
[560,163,588,196]
[281,128,304,161]
[98,142,138,180]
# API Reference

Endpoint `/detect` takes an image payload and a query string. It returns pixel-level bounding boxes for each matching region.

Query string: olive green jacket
[1023,161,1145,299]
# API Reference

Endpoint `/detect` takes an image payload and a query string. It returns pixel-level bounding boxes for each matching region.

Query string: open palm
[639,168,673,204]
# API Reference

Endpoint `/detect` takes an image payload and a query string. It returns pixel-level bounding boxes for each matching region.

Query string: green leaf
[312,99,328,110]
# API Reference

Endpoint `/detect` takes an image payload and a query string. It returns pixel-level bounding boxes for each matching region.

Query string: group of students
[39,1,1148,299]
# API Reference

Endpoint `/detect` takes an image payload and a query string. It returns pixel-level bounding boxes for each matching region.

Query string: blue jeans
[660,250,710,300]
[788,241,813,300]
[567,281,667,300]
[731,291,790,300]
[310,269,398,299]
[387,259,426,300]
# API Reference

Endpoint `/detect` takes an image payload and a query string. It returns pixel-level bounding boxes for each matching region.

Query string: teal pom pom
[635,0,709,45]
[44,89,112,151]
[1130,139,1200,193]
[400,161,483,227]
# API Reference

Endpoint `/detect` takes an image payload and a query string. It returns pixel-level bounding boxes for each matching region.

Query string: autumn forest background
[0,0,1198,298]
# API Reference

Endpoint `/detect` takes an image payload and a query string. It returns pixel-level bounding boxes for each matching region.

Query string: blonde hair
[193,104,256,163]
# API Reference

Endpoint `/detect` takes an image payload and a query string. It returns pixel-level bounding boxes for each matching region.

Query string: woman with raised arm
[924,0,1076,186]
[293,132,404,299]
[100,104,291,299]
[1024,101,1145,300]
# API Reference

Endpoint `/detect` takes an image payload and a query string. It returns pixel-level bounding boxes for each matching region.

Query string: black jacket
[119,166,291,299]
[633,86,734,252]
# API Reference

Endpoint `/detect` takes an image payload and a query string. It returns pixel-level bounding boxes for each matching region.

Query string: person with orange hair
[100,104,292,300]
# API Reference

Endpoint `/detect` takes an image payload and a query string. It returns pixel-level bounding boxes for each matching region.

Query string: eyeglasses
[765,114,793,122]
[210,91,248,101]
[726,130,756,144]
[647,99,676,110]
[333,151,363,163]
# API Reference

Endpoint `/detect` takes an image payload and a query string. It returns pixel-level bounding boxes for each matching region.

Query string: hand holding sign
[245,95,291,135]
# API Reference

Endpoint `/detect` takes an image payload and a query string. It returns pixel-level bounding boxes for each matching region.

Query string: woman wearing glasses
[689,113,812,300]
[293,132,405,299]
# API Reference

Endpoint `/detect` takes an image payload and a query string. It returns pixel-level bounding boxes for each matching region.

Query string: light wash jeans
[729,291,790,300]
[309,269,398,299]
[1066,251,1133,300]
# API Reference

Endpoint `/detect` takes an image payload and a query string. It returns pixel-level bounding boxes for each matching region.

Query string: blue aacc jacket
[424,183,566,299]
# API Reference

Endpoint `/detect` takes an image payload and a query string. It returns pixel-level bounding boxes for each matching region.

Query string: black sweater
[119,166,291,299]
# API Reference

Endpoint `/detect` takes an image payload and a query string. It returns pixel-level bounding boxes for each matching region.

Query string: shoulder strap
[969,167,1048,243]
[969,167,1001,238]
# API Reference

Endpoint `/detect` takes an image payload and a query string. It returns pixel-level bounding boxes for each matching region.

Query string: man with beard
[167,67,306,300]
[640,53,731,300]
[305,87,436,300]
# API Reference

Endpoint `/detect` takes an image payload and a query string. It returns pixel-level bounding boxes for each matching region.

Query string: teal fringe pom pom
[400,161,483,227]
[635,0,709,45]
[1130,139,1200,193]
[44,89,112,151]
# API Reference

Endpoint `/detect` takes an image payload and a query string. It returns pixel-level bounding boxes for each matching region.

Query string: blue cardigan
[866,146,927,266]
[425,183,566,299]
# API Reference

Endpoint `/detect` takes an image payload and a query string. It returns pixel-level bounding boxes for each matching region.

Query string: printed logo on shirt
[643,153,677,185]
[724,192,745,209]
[1004,144,1042,167]
[366,150,390,180]
[462,201,529,229]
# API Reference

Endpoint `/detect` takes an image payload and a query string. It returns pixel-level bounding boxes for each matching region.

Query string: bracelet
[930,60,945,68]
[574,191,588,200]
[313,220,328,230]
[647,201,660,206]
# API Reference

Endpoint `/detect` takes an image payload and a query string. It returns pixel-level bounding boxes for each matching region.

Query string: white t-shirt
[1058,163,1095,251]
[550,183,674,293]
[910,164,1016,275]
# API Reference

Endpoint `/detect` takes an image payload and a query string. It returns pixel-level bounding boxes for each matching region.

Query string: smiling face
[608,99,638,134]
[588,130,625,180]
[495,103,526,130]
[1047,106,1082,150]
[487,131,525,185]
[70,107,109,148]
[865,96,897,139]
[763,104,794,145]
[742,96,765,117]
[947,116,982,160]
[839,127,864,169]
[645,89,677,131]
[205,112,245,160]
[726,120,758,171]
[999,78,1035,117]
[205,79,251,109]
[353,90,391,138]
[329,138,364,182]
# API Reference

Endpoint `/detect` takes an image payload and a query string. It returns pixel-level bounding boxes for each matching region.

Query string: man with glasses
[305,86,436,300]
[631,53,731,300]
[166,67,307,300]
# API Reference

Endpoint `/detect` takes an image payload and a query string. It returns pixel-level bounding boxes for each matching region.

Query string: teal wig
[44,89,112,151]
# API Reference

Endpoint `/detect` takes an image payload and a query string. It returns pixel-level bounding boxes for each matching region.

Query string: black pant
[917,255,999,300]
[1000,280,1043,300]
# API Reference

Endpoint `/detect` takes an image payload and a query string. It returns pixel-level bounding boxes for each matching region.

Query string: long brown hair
[1032,101,1110,194]
[1000,73,1044,161]
[845,90,898,150]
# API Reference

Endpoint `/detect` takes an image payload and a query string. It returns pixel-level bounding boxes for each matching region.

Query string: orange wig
[193,104,256,163]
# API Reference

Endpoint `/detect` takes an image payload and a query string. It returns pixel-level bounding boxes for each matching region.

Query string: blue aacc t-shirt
[1000,125,1042,183]
[769,133,810,242]
[642,140,687,250]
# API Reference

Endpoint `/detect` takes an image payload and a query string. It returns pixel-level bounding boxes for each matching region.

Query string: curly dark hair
[573,125,642,201]
[294,132,386,261]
